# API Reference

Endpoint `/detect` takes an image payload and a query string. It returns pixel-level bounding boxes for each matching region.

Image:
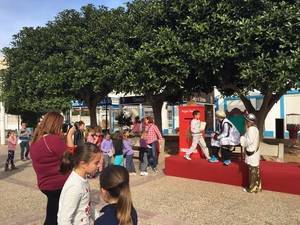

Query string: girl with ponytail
[95,165,138,225]
[57,143,102,225]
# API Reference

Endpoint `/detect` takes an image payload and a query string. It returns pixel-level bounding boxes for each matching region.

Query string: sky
[0,0,128,54]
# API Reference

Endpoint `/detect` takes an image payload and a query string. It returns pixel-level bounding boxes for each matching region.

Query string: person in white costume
[240,113,262,193]
[184,110,213,161]
[212,110,240,165]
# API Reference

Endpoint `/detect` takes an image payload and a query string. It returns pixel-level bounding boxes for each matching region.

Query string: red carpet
[165,156,300,195]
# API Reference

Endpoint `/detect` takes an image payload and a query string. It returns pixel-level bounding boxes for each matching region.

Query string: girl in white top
[58,143,102,225]
[240,113,262,193]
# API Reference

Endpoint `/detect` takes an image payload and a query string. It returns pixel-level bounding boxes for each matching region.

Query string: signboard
[119,96,147,105]
[179,105,206,154]
[72,98,112,108]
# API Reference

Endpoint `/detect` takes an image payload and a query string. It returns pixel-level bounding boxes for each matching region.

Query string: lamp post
[105,96,108,132]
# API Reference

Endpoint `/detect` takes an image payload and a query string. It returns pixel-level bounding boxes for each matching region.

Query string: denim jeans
[103,154,112,168]
[140,148,149,172]
[125,154,136,173]
[20,141,30,159]
[148,141,158,169]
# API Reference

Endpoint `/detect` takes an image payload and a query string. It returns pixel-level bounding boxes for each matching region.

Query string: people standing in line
[144,116,163,173]
[94,165,138,225]
[30,112,74,225]
[58,143,101,225]
[139,131,150,176]
[122,130,136,175]
[112,131,124,166]
[73,121,85,147]
[101,133,114,168]
[184,110,213,161]
[212,110,240,166]
[4,130,18,171]
[240,113,262,193]
[18,122,31,161]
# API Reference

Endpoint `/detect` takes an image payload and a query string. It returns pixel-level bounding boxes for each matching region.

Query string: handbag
[108,148,114,157]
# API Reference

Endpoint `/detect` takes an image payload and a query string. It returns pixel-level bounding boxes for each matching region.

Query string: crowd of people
[2,109,261,225]
[6,112,161,225]
[184,109,262,194]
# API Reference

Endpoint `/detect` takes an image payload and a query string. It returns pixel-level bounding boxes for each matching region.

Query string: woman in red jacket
[30,112,74,225]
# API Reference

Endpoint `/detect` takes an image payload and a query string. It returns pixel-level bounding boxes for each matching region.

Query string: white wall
[264,101,280,136]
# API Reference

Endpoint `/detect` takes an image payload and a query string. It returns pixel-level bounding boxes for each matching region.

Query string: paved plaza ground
[1,145,300,225]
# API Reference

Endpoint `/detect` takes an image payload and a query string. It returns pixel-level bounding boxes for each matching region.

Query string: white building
[215,89,300,138]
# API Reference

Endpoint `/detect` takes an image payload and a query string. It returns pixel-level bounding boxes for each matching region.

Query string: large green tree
[1,26,72,126]
[44,5,129,126]
[118,0,196,131]
[189,0,300,136]
[2,5,129,127]
[160,0,300,136]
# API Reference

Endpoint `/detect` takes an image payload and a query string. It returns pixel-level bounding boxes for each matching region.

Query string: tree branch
[239,94,255,113]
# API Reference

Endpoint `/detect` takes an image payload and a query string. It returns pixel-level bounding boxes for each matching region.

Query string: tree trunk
[239,91,282,140]
[148,95,164,132]
[87,99,99,128]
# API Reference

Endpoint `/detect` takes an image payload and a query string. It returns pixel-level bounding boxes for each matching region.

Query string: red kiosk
[179,105,206,159]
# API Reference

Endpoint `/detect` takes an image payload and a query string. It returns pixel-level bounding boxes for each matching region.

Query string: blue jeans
[140,148,149,172]
[20,141,30,159]
[148,141,158,169]
[125,154,136,173]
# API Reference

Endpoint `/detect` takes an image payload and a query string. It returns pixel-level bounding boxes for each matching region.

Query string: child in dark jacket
[95,165,138,225]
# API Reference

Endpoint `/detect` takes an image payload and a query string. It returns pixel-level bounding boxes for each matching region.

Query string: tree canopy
[1,0,299,133]
[174,0,300,134]
[1,5,130,126]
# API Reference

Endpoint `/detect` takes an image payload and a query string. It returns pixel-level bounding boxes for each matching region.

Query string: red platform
[165,156,300,195]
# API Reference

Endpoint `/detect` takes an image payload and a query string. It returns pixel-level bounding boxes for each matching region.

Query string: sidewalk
[0,145,300,225]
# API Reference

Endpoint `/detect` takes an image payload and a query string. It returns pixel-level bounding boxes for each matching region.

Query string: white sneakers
[140,171,148,176]
[184,154,192,161]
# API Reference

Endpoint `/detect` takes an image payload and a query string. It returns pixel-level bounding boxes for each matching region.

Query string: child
[57,143,101,224]
[4,130,18,171]
[112,131,124,166]
[86,127,97,144]
[139,131,150,176]
[18,122,31,161]
[122,130,136,175]
[240,113,261,193]
[101,133,114,168]
[94,126,103,147]
[95,165,138,225]
[94,126,104,175]
[214,110,240,166]
[184,110,212,161]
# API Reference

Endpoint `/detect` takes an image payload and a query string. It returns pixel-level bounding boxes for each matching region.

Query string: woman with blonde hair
[30,111,74,225]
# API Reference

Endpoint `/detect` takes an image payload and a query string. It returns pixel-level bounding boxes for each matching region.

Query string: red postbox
[179,105,206,158]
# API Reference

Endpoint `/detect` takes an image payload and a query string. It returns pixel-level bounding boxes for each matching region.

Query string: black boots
[11,164,18,170]
[4,163,9,172]
[4,163,18,171]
